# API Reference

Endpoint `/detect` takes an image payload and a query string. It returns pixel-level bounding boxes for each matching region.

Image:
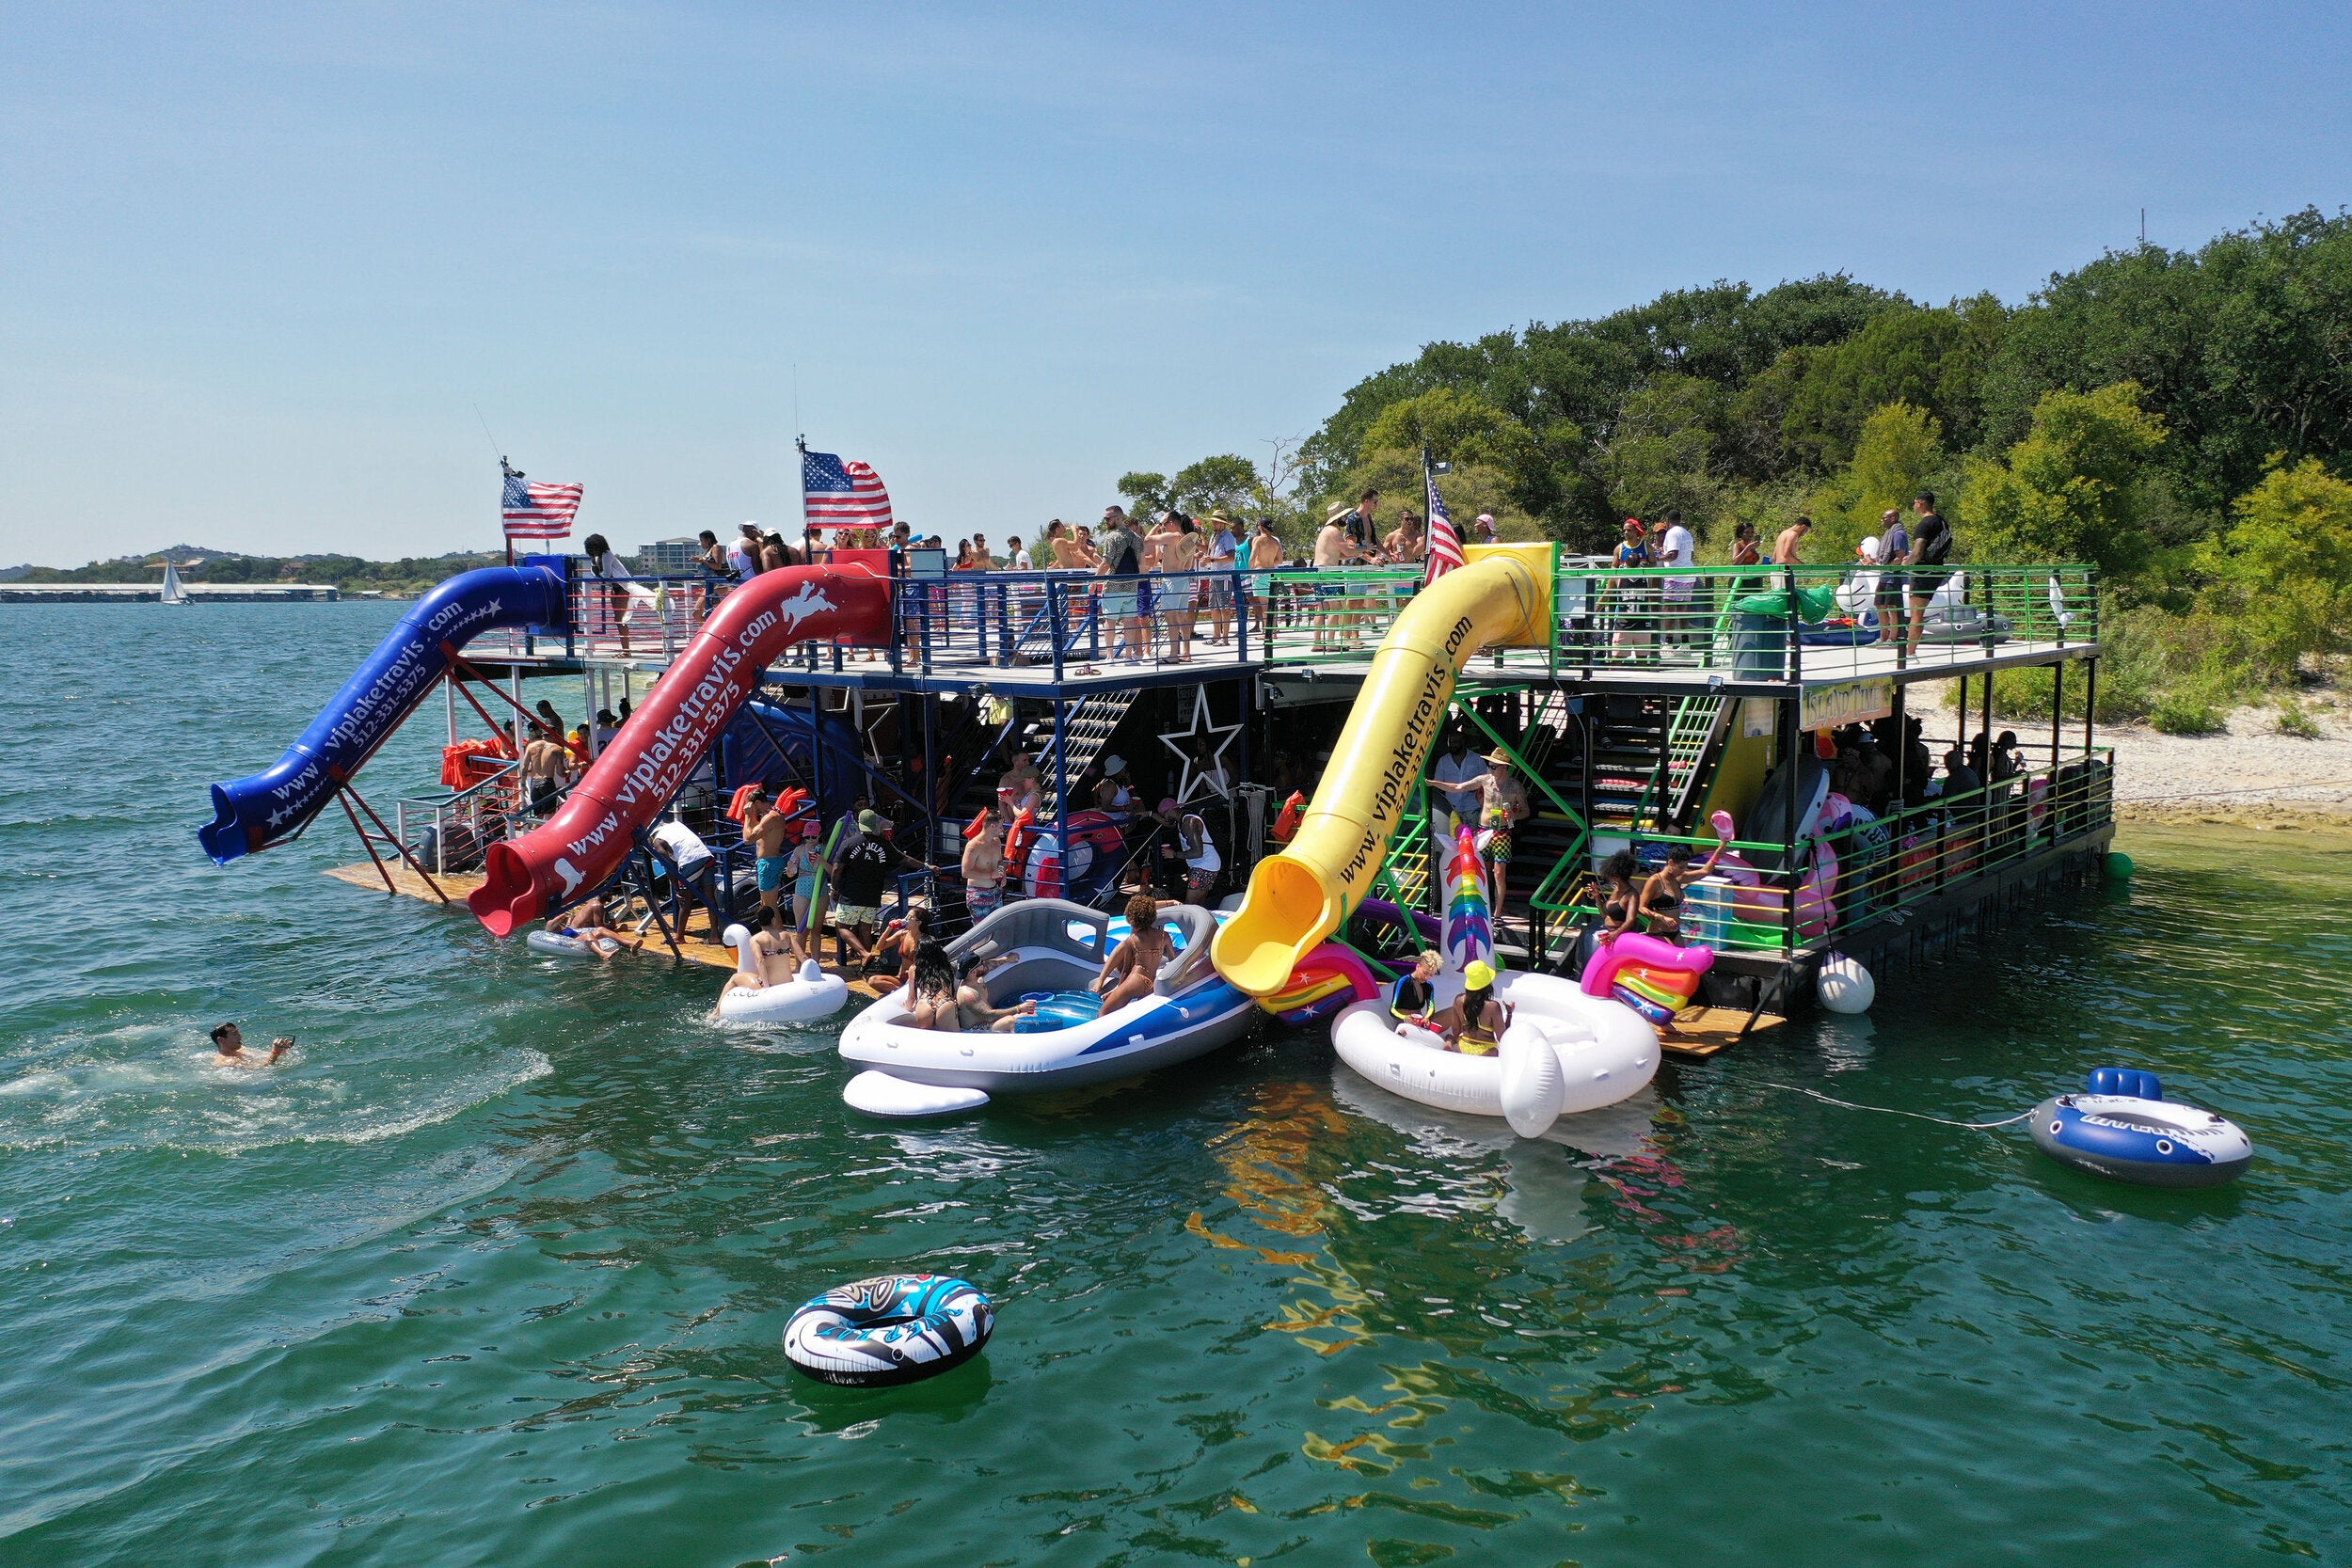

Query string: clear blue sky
[4,3,2347,565]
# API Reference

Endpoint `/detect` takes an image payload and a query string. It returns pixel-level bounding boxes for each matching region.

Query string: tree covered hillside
[1126,208,2352,731]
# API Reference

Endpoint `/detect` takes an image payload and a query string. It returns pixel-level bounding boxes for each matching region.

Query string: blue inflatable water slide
[199,562,568,864]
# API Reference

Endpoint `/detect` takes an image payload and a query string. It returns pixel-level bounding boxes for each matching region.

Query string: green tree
[1168,454,1259,516]
[1359,387,1508,462]
[1982,210,2352,513]
[1803,402,1949,562]
[2199,457,2352,680]
[1963,382,2167,579]
[1597,374,1731,527]
[1116,470,1169,519]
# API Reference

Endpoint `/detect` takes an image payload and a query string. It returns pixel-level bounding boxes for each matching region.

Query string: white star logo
[1158,688,1244,804]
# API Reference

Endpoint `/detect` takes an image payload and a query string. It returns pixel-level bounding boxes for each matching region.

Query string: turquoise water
[3,602,2347,1565]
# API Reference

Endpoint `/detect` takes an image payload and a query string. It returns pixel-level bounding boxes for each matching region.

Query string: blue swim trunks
[756,854,787,893]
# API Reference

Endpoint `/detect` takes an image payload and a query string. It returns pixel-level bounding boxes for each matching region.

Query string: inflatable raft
[2031,1068,2251,1188]
[838,899,1256,1116]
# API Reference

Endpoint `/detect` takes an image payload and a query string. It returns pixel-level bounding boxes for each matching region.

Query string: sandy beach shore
[2098,700,2352,828]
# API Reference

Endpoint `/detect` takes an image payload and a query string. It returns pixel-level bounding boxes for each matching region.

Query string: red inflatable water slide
[468,565,892,936]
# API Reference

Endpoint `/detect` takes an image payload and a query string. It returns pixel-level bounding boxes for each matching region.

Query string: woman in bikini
[1093,894,1175,1017]
[863,905,929,995]
[1639,838,1726,943]
[1595,847,1644,945]
[907,943,963,1031]
[1438,959,1512,1056]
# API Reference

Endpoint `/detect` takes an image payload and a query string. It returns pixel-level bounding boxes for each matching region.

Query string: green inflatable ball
[2105,851,2135,881]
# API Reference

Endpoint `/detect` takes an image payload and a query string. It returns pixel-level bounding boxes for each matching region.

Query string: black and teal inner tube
[783,1274,993,1387]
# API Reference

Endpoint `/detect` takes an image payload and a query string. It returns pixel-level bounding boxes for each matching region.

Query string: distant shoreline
[2106,709,2352,828]
[0,584,349,603]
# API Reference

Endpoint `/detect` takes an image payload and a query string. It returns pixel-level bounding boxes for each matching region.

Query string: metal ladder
[1041,689,1140,815]
[1661,694,1730,826]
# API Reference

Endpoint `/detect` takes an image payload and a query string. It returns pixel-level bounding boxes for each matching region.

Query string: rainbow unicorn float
[1579,933,1714,1028]
[1327,825,1658,1139]
[1442,825,1495,975]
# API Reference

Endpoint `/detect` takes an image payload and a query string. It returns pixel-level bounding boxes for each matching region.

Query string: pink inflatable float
[1580,932,1715,1027]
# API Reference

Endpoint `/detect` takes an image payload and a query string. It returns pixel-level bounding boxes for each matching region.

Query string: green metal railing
[1551,744,2116,956]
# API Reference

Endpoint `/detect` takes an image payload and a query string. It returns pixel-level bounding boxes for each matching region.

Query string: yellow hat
[1464,959,1496,989]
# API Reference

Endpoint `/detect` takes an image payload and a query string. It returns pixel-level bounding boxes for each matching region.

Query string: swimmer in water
[211,1022,291,1068]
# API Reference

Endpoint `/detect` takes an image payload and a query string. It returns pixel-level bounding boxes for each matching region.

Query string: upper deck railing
[459,556,2098,687]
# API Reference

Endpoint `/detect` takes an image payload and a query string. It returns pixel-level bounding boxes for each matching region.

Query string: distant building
[634,537,702,573]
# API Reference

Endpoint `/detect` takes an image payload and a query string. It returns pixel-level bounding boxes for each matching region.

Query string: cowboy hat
[1325,499,1354,523]
[1483,748,1514,766]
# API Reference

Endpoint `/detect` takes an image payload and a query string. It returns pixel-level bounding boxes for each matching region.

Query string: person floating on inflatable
[1390,949,1441,1026]
[1438,958,1513,1056]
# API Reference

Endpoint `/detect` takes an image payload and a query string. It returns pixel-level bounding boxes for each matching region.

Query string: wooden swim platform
[1656,1005,1786,1059]
[326,863,894,999]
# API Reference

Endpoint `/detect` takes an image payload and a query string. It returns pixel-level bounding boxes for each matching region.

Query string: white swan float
[838,899,1257,1117]
[714,923,850,1025]
[1330,969,1659,1139]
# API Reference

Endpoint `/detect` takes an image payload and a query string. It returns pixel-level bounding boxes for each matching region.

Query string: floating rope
[1758,1081,2033,1130]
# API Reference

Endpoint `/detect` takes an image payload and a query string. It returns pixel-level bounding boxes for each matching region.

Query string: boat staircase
[1039,689,1140,816]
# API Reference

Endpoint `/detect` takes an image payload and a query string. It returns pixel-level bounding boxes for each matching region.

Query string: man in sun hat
[1471,513,1499,546]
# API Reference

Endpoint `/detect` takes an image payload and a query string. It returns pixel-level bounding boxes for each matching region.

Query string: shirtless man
[961,811,1008,923]
[547,895,643,959]
[520,729,570,815]
[998,752,1042,817]
[210,1022,292,1068]
[744,789,794,914]
[1093,894,1176,1016]
[1157,516,1200,661]
[1772,515,1813,566]
[1247,517,1286,646]
[1311,503,1357,652]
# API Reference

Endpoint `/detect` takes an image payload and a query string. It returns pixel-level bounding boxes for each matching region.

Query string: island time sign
[1800,677,1895,732]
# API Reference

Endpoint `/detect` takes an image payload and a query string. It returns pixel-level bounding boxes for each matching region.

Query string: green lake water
[2,602,2345,1565]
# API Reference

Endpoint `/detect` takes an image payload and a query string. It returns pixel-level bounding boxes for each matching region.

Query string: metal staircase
[1662,694,1731,827]
[1040,689,1140,815]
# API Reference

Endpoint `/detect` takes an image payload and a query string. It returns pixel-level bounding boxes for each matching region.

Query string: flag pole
[500,457,515,566]
[795,433,812,560]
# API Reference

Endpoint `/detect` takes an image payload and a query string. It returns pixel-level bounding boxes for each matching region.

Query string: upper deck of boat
[460,559,2101,702]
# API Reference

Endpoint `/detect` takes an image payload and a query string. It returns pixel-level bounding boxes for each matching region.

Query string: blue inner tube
[783,1274,993,1387]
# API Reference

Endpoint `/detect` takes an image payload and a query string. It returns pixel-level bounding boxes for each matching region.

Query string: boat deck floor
[326,863,895,997]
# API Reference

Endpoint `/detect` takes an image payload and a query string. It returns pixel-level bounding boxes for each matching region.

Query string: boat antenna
[472,404,506,468]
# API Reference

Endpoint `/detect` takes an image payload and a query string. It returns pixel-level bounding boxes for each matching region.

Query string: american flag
[1423,461,1464,585]
[501,464,584,541]
[802,449,893,528]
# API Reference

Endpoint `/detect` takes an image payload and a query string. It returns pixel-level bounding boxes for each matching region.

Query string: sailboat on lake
[159,561,189,605]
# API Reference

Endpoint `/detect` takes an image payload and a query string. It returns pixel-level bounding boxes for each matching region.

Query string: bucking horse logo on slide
[771,581,837,636]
